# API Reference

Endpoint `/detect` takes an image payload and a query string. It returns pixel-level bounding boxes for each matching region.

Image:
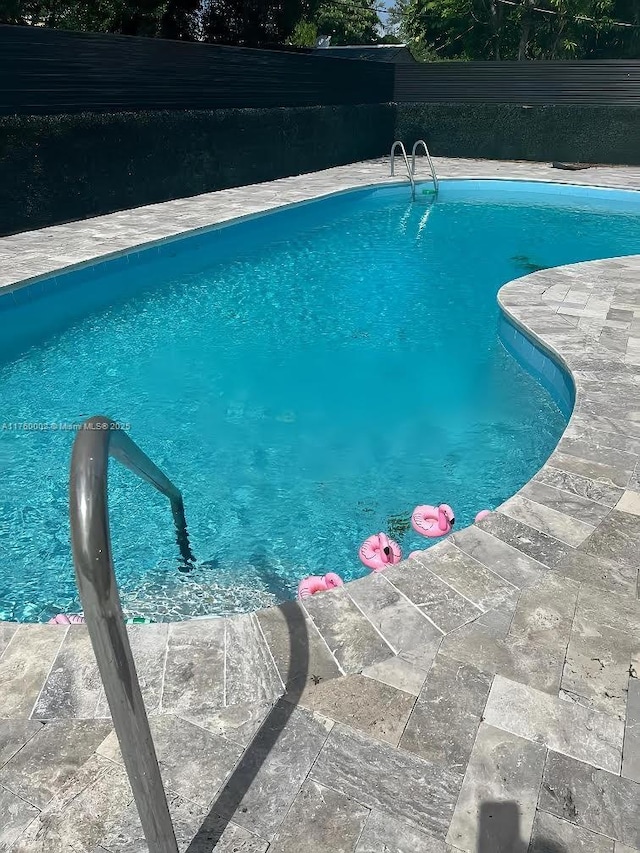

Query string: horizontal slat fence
[2,25,640,114]
[394,61,640,106]
[0,24,394,114]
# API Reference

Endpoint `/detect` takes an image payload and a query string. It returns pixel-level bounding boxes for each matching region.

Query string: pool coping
[2,157,640,851]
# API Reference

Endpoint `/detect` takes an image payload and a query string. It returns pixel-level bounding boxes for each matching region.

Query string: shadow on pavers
[186,601,309,852]
[184,634,567,853]
[479,801,566,853]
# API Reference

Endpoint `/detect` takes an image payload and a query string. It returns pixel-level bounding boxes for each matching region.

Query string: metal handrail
[69,415,196,853]
[411,139,439,195]
[390,140,415,201]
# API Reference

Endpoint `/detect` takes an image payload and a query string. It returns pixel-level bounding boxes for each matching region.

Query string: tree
[391,0,635,58]
[0,0,192,37]
[160,0,201,38]
[201,0,321,45]
[313,0,381,43]
[289,17,319,44]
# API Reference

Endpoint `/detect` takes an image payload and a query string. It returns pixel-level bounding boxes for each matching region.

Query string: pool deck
[2,157,640,852]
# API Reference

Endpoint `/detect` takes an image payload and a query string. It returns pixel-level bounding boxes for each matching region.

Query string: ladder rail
[389,140,415,201]
[69,415,197,853]
[411,139,439,195]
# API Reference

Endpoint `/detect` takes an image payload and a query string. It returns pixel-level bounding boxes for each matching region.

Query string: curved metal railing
[69,415,196,853]
[390,140,416,200]
[411,139,439,195]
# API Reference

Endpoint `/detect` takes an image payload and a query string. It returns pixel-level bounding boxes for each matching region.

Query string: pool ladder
[390,140,439,201]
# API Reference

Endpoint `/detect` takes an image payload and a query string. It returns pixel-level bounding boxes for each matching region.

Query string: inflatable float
[411,504,455,538]
[297,573,344,600]
[48,613,154,625]
[359,532,402,571]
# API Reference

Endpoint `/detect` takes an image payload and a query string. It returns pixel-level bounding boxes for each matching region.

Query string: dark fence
[395,61,640,106]
[0,24,394,115]
[3,25,640,114]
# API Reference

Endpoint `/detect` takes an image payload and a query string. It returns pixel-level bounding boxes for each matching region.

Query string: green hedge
[395,103,640,166]
[0,104,395,236]
[2,101,638,236]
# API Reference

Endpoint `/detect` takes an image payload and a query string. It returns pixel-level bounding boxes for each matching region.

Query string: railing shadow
[478,801,566,853]
[186,600,309,852]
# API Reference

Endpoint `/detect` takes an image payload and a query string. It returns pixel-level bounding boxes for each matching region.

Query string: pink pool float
[411,504,455,538]
[475,509,491,523]
[297,573,344,601]
[359,532,402,572]
[48,613,85,625]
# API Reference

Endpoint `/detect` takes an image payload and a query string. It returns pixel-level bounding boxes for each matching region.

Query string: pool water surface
[1,180,639,621]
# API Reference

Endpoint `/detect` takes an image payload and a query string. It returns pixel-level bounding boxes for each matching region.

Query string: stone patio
[1,157,640,852]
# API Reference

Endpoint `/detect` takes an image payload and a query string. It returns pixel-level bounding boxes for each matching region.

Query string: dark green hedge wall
[2,101,639,236]
[395,103,640,166]
[0,104,395,236]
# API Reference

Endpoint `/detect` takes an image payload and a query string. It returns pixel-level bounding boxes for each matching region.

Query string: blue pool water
[1,180,640,622]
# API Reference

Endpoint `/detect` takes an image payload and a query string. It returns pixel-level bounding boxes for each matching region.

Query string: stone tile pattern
[3,157,640,852]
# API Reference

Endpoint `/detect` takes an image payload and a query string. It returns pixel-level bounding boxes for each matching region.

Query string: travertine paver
[3,156,640,852]
[0,625,67,718]
[346,572,443,654]
[540,751,640,848]
[301,586,393,673]
[269,779,368,853]
[445,724,547,852]
[311,723,463,839]
[451,525,546,589]
[223,613,283,706]
[11,755,132,853]
[101,794,269,853]
[0,720,43,768]
[0,720,111,809]
[355,810,454,852]
[399,656,492,773]
[476,512,572,568]
[499,493,596,547]
[622,679,640,783]
[297,673,415,746]
[161,618,226,714]
[530,811,614,852]
[32,626,102,719]
[360,638,441,696]
[483,675,624,772]
[211,704,333,840]
[94,623,169,718]
[411,541,517,612]
[97,714,242,808]
[383,553,482,632]
[0,786,39,849]
[561,611,639,719]
[439,573,578,695]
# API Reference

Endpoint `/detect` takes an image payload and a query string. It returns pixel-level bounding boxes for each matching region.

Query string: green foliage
[0,0,383,45]
[0,0,326,43]
[0,0,168,34]
[194,0,326,44]
[314,0,381,44]
[289,16,318,44]
[391,0,640,58]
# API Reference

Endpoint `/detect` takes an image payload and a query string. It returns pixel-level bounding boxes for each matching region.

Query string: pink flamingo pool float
[475,509,491,523]
[297,572,344,600]
[48,613,85,625]
[359,532,402,571]
[411,504,455,538]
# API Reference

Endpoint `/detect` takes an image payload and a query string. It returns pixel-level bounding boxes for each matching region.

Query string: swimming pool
[1,179,639,622]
